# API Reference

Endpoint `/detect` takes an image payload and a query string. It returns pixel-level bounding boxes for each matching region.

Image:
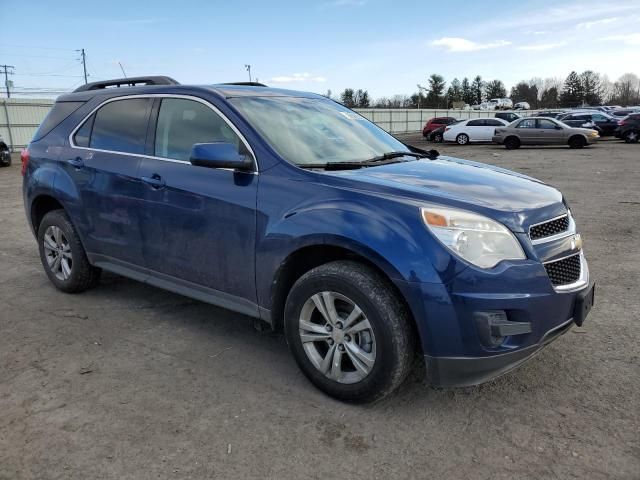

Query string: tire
[624,130,639,143]
[433,133,443,143]
[284,261,414,403]
[568,136,586,149]
[37,209,101,293]
[456,133,469,145]
[0,146,10,167]
[504,137,520,150]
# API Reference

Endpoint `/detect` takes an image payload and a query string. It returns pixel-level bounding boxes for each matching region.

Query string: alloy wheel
[298,291,376,384]
[43,226,73,281]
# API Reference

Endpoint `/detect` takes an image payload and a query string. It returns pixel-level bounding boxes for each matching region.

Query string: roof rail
[73,76,180,92]
[219,82,268,87]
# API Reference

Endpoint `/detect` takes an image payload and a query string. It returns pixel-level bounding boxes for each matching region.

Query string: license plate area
[573,283,595,327]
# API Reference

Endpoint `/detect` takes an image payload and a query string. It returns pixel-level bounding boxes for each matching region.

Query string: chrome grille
[530,215,570,241]
[544,253,581,286]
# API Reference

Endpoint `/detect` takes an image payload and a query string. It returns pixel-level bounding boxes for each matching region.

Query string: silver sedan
[492,117,599,149]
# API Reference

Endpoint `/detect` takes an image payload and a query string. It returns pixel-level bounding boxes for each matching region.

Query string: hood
[328,156,566,232]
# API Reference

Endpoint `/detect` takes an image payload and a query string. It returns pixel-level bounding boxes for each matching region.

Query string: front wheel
[433,132,443,143]
[456,133,469,145]
[284,261,414,403]
[568,136,586,149]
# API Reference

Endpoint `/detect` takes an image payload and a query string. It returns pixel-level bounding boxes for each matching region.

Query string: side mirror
[189,142,253,171]
[555,125,562,130]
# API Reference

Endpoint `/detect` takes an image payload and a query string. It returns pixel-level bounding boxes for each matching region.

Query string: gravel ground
[1,138,639,480]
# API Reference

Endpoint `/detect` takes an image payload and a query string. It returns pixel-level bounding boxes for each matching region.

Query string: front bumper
[425,316,575,387]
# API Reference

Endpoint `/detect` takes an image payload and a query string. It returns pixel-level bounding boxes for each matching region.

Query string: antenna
[118,62,127,78]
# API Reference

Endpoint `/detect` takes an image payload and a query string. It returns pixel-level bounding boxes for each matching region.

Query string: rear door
[136,96,258,307]
[514,118,538,143]
[66,97,151,265]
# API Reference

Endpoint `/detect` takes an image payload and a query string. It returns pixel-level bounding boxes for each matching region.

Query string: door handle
[67,157,84,169]
[141,174,166,189]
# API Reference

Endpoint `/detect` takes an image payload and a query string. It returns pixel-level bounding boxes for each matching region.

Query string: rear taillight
[618,119,626,126]
[20,149,29,176]
[445,127,451,131]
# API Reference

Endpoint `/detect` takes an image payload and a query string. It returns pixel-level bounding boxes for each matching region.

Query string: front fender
[255,175,467,311]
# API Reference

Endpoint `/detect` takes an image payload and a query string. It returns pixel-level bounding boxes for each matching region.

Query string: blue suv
[22,76,595,402]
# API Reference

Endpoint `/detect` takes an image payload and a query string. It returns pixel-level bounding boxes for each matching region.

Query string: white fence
[353,108,540,134]
[0,97,541,150]
[0,98,55,150]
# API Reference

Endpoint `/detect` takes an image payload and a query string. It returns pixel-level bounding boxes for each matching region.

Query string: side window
[592,114,607,121]
[467,119,485,127]
[537,119,557,129]
[73,113,95,148]
[576,114,591,121]
[517,119,536,128]
[154,98,242,161]
[90,98,152,154]
[486,119,503,126]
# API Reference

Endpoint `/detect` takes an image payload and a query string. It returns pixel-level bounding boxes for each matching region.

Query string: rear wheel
[624,130,639,143]
[504,137,520,150]
[37,210,101,293]
[456,133,469,145]
[433,132,443,143]
[284,261,414,403]
[568,135,586,149]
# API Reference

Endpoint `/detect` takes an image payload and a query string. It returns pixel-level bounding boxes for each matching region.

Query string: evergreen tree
[447,78,463,103]
[461,77,474,105]
[471,75,484,104]
[340,88,356,108]
[560,71,584,107]
[484,80,507,99]
[540,87,559,108]
[580,71,602,106]
[426,74,446,108]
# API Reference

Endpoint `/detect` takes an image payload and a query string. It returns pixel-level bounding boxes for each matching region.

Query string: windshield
[229,96,409,166]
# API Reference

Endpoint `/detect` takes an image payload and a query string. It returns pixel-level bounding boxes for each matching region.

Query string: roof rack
[219,82,268,87]
[73,76,180,93]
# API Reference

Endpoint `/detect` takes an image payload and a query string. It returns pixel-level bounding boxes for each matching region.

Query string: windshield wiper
[298,151,432,171]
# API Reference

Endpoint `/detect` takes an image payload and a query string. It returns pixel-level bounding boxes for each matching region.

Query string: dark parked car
[0,135,10,167]
[537,111,566,119]
[610,109,640,118]
[557,111,619,136]
[422,116,457,137]
[425,120,460,142]
[494,112,521,123]
[22,76,595,402]
[615,113,640,143]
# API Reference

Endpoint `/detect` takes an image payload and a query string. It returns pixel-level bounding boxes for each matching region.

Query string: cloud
[577,17,619,29]
[269,72,327,83]
[430,37,511,52]
[600,33,640,45]
[517,42,567,51]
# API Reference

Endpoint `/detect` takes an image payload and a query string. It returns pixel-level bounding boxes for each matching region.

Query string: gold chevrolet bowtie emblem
[571,234,583,251]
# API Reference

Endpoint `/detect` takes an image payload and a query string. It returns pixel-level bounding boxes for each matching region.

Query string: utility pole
[78,49,88,84]
[1,65,15,98]
[245,64,252,83]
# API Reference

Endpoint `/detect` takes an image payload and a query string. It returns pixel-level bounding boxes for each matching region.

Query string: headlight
[421,206,526,268]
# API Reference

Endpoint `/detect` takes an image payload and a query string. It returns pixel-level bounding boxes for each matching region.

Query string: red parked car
[422,117,457,137]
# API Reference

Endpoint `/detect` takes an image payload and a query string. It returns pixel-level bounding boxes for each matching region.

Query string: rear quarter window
[32,101,85,142]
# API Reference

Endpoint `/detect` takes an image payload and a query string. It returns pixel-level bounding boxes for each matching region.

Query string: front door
[137,97,258,307]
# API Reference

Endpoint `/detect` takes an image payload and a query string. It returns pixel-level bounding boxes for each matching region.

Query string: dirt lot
[1,138,639,480]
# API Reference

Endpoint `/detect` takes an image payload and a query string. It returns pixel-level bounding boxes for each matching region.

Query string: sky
[1,0,639,98]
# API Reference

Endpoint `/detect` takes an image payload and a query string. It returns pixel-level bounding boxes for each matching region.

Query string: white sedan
[443,118,509,145]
